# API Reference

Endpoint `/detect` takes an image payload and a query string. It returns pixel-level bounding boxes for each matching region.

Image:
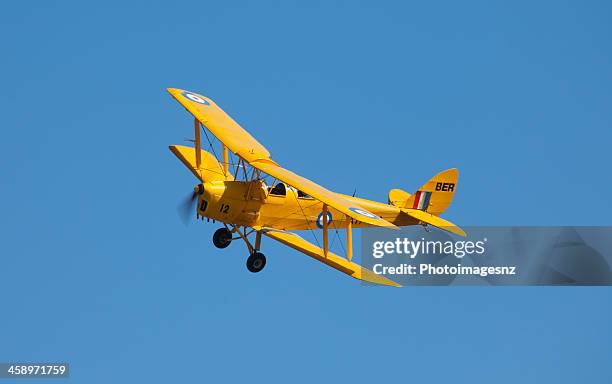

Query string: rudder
[389,168,458,216]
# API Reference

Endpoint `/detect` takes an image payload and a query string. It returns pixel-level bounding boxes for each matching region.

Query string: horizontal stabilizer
[388,188,411,207]
[400,208,466,237]
[258,228,401,287]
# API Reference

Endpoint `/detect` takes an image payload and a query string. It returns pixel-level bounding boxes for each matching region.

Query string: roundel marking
[316,211,333,229]
[349,207,379,219]
[181,91,210,105]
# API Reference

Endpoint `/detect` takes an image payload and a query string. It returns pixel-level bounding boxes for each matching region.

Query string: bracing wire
[200,123,221,164]
[332,223,347,257]
[293,190,322,248]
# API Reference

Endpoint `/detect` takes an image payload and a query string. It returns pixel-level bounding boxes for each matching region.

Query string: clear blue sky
[1,1,611,382]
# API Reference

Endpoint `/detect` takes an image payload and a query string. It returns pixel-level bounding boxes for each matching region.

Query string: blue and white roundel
[316,211,333,229]
[181,91,210,105]
[349,207,378,219]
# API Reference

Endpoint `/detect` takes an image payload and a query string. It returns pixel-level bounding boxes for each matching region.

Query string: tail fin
[388,168,458,216]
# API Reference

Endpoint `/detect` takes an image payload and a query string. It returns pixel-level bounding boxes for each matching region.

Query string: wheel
[213,228,232,249]
[246,252,266,273]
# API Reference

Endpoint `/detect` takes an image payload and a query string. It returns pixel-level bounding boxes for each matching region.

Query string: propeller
[177,184,203,226]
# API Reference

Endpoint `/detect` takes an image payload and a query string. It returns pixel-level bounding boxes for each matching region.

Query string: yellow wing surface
[168,88,398,230]
[259,227,401,287]
[400,208,466,237]
[169,145,233,182]
[167,88,270,163]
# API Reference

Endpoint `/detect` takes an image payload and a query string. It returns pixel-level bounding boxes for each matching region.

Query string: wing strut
[322,204,329,256]
[346,215,353,261]
[222,145,229,177]
[323,206,354,262]
[194,118,201,168]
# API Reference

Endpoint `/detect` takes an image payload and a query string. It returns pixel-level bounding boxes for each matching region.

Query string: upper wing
[250,159,399,229]
[257,227,401,287]
[167,88,271,163]
[168,87,397,229]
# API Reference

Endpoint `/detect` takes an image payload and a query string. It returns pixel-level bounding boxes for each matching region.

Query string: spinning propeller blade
[177,185,202,226]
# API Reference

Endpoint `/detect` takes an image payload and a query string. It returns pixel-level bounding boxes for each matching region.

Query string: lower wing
[256,227,401,287]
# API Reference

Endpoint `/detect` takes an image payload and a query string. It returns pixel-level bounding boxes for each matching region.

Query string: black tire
[212,228,232,249]
[246,252,266,273]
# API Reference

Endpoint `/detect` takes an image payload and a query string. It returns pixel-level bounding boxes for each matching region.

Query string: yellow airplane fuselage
[197,180,419,230]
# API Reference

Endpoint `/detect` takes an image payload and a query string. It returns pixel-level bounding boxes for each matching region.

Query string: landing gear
[213,227,232,249]
[246,252,266,273]
[216,225,266,272]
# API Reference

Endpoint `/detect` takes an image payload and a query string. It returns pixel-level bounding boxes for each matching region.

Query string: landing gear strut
[213,227,232,249]
[219,225,267,273]
[246,252,266,273]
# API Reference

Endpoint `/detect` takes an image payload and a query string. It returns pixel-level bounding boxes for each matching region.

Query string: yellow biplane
[168,88,465,287]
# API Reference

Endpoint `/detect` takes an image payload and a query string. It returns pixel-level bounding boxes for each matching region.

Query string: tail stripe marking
[412,191,422,209]
[413,190,432,210]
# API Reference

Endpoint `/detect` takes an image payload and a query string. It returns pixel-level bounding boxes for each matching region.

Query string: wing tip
[358,268,403,287]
